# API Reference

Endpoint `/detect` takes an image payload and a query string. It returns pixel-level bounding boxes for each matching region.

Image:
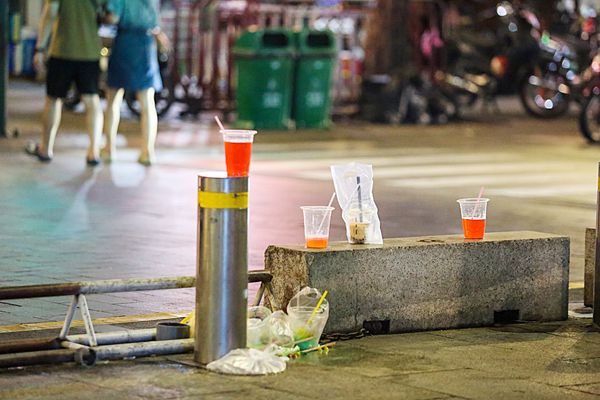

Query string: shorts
[46,57,100,99]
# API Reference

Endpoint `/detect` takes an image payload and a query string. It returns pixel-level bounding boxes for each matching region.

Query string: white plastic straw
[326,192,336,209]
[214,115,225,131]
[471,186,485,219]
[316,192,336,233]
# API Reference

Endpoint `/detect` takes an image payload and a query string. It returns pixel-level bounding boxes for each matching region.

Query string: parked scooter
[518,31,580,118]
[440,2,580,119]
[578,50,600,142]
[509,4,581,118]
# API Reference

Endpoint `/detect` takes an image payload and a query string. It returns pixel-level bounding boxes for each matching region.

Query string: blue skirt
[107,30,162,92]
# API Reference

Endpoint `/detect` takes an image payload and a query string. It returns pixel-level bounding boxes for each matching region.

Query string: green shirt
[47,0,106,61]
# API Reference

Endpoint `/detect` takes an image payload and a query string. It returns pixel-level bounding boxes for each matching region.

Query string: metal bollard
[195,173,248,364]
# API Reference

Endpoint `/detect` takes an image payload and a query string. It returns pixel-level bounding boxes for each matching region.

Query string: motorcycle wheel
[519,72,570,119]
[126,52,175,119]
[125,85,174,119]
[579,95,600,144]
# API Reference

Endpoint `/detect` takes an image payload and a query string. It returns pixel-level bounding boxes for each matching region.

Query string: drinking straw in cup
[302,207,334,249]
[457,194,490,240]
[301,193,336,249]
[221,129,257,177]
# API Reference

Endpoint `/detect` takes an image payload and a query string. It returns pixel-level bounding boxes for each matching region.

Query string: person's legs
[74,60,102,164]
[39,96,62,159]
[81,94,103,163]
[28,57,71,162]
[136,88,157,165]
[102,88,125,161]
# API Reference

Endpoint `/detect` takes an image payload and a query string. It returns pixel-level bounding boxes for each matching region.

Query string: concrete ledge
[265,231,569,334]
[584,227,595,307]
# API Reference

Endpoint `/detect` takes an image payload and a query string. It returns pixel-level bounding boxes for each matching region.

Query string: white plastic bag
[266,310,295,348]
[206,347,287,375]
[331,163,383,245]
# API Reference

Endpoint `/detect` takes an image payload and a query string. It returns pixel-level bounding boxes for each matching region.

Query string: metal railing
[0,270,275,368]
[160,0,371,116]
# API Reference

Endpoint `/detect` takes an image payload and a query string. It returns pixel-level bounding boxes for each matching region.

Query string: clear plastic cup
[221,129,257,177]
[457,198,490,240]
[301,206,334,249]
[287,305,329,351]
[247,306,272,349]
[348,208,374,244]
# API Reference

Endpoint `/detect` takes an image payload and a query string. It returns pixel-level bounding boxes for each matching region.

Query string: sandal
[138,154,156,166]
[86,157,101,167]
[100,148,113,163]
[24,142,52,163]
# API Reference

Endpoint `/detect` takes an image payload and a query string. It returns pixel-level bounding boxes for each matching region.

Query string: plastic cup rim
[457,198,490,204]
[288,305,328,315]
[220,129,257,135]
[300,206,335,211]
[221,129,257,143]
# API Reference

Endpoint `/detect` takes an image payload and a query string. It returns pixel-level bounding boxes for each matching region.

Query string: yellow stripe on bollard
[198,191,248,209]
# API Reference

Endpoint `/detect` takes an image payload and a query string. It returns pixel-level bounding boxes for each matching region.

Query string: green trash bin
[233,29,295,130]
[293,29,336,129]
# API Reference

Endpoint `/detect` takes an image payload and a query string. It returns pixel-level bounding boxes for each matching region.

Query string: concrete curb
[266,231,569,334]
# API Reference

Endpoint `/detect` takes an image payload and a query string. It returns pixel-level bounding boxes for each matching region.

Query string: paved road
[3,319,600,400]
[0,80,598,325]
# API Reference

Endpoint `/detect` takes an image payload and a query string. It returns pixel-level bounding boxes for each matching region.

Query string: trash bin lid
[233,28,295,58]
[295,29,336,57]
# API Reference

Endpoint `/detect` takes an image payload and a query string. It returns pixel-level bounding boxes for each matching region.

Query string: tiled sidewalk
[2,319,600,400]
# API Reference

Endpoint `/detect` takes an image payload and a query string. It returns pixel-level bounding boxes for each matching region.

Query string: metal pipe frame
[0,349,77,369]
[0,338,62,355]
[0,271,272,300]
[0,271,273,368]
[0,336,195,369]
[0,329,157,356]
[66,328,156,346]
[80,338,195,366]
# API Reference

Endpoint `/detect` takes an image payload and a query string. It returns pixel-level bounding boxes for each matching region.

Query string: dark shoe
[138,153,156,166]
[25,142,52,163]
[86,157,101,167]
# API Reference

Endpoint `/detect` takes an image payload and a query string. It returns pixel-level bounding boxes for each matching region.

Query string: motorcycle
[507,4,581,118]
[518,31,579,118]
[440,2,580,119]
[578,50,600,143]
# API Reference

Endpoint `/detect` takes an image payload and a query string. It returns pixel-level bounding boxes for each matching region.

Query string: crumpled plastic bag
[206,346,287,375]
[265,310,295,348]
[331,162,383,245]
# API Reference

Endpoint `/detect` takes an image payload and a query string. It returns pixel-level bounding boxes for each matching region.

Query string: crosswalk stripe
[250,149,597,201]
[487,184,594,197]
[293,161,586,181]
[253,152,518,170]
[387,172,592,189]
[373,162,583,178]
